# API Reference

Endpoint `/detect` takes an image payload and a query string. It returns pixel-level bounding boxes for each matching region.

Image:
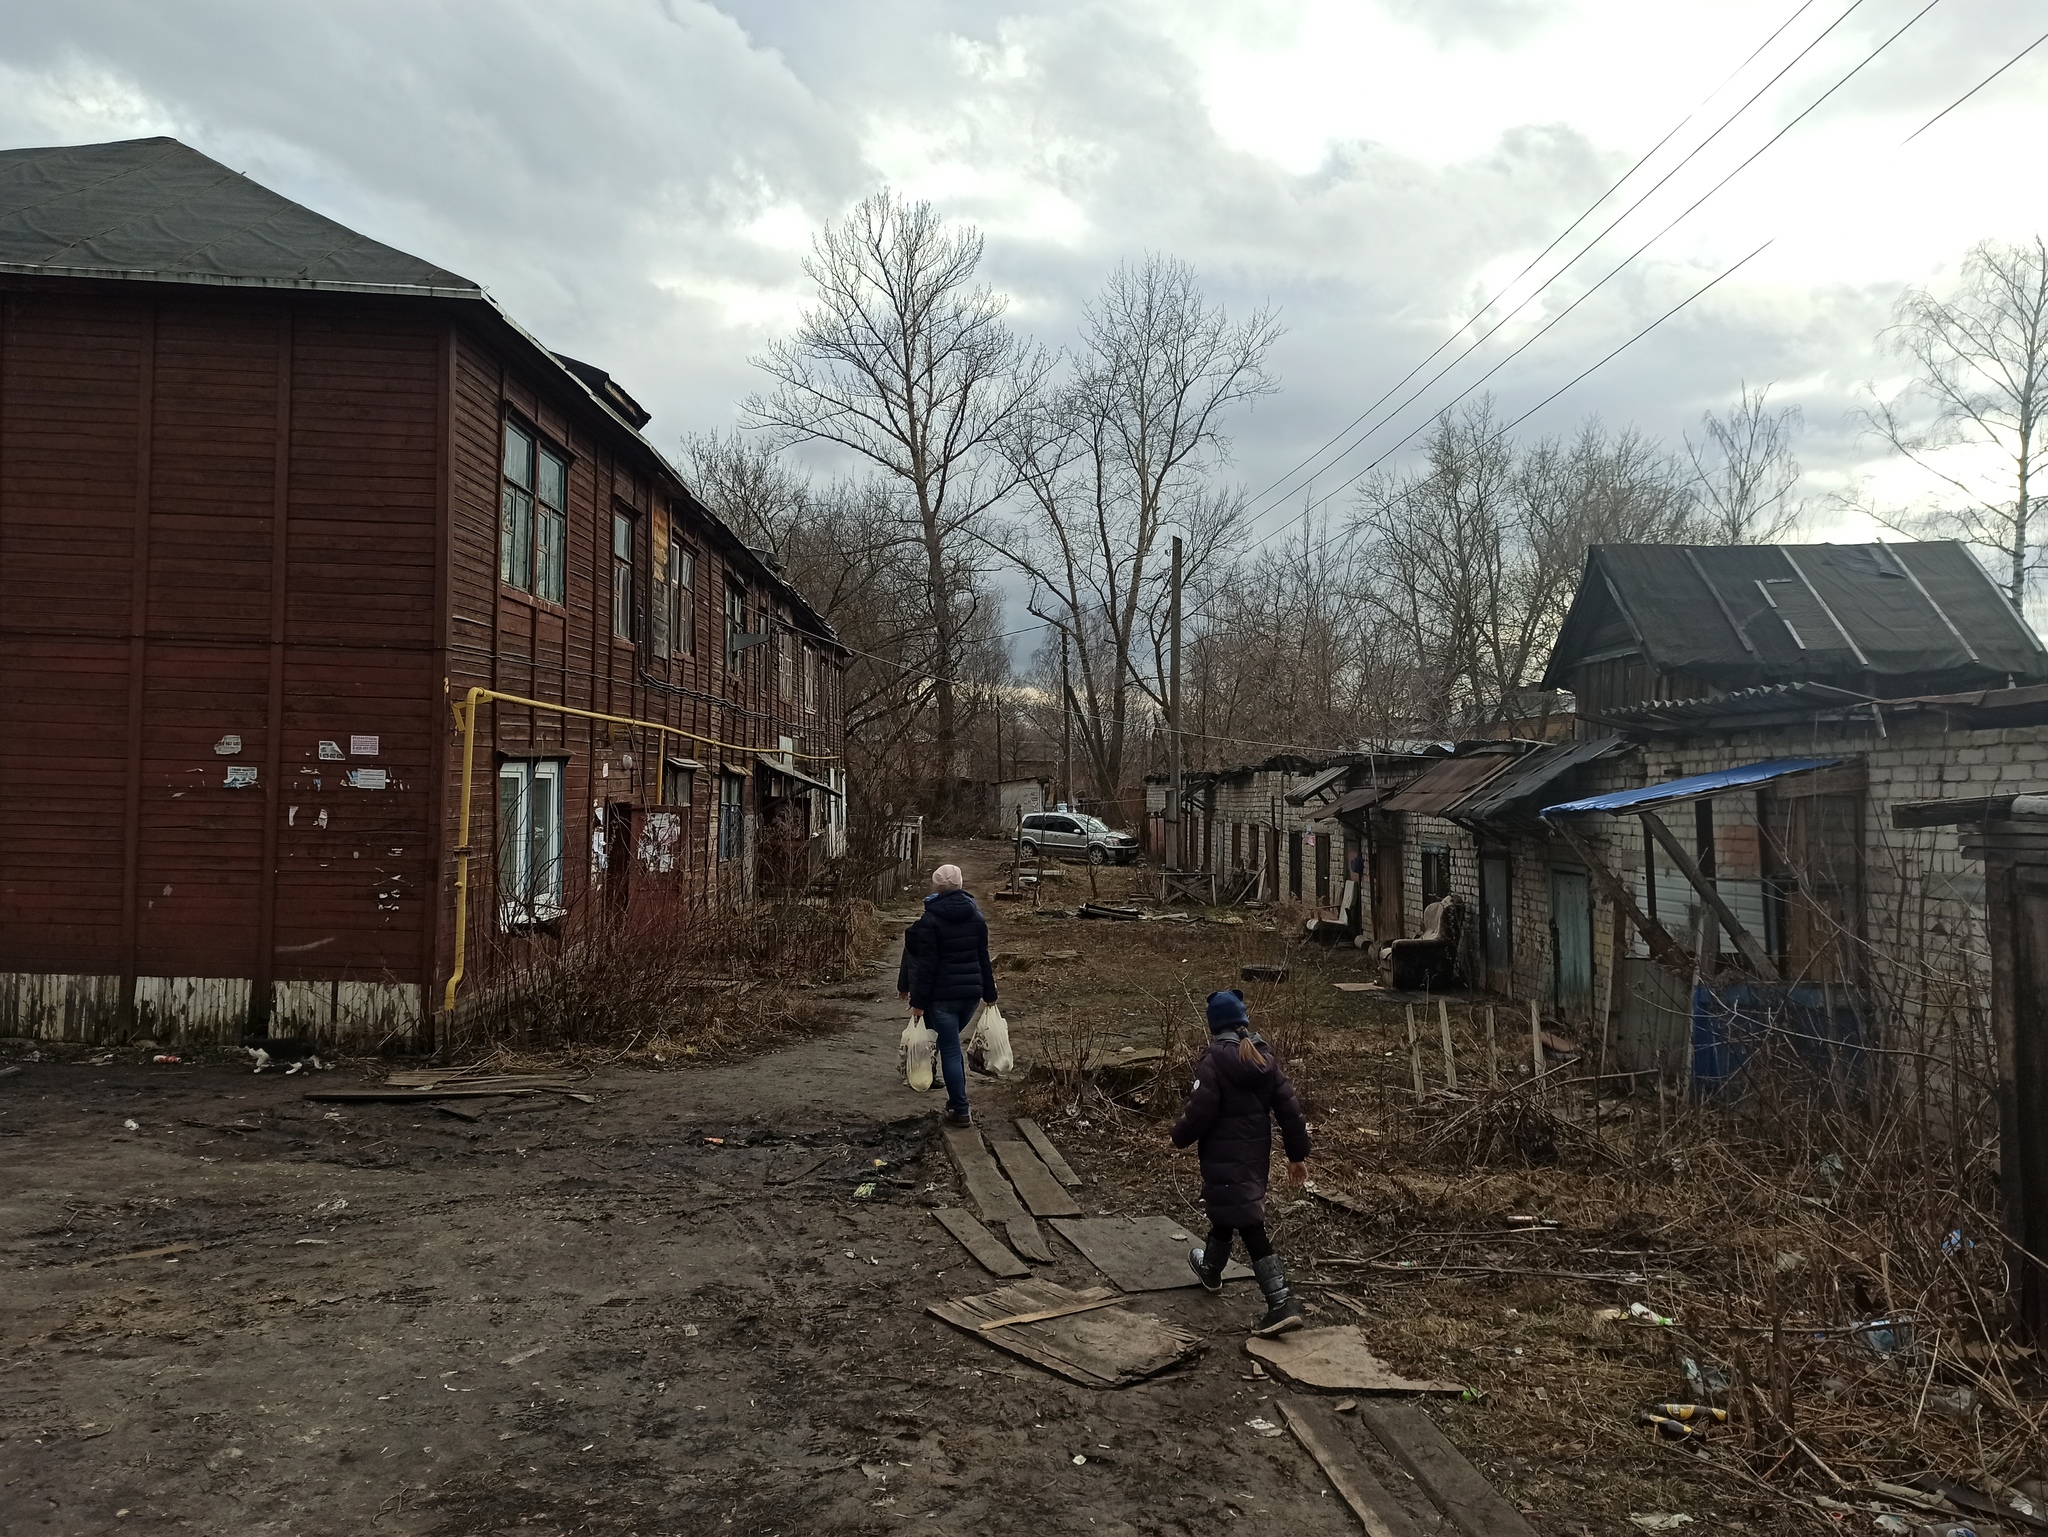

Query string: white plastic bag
[899,1015,937,1092]
[971,1003,1014,1075]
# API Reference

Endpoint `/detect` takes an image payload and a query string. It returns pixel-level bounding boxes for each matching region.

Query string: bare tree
[1685,382,1804,544]
[1867,236,2048,605]
[1353,403,1699,733]
[741,193,1045,793]
[1001,256,1279,811]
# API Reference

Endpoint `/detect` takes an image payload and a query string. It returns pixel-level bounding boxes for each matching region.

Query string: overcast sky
[4,0,2044,563]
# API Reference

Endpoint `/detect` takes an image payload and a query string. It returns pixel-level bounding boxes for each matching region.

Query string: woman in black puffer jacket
[1172,988,1312,1336]
[896,863,997,1126]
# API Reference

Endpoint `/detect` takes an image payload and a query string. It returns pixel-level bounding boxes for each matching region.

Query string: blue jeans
[923,998,975,1116]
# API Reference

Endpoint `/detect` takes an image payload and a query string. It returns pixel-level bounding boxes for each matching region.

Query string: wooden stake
[1486,1005,1499,1087]
[1405,1005,1425,1098]
[1437,999,1458,1090]
[1529,1000,1544,1087]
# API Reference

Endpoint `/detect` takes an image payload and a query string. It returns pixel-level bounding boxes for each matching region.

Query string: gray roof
[0,136,480,296]
[1542,541,2048,693]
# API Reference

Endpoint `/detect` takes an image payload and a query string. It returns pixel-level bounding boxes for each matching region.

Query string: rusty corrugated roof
[1380,754,1519,816]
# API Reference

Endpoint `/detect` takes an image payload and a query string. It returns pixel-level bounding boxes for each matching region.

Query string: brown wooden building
[0,137,848,1047]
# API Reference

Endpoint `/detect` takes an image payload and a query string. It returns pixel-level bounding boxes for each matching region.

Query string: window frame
[668,538,696,659]
[724,577,748,669]
[611,510,635,643]
[500,417,570,604]
[497,757,566,929]
[717,771,746,863]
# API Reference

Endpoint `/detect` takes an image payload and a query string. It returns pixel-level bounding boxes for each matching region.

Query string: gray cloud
[0,0,2039,550]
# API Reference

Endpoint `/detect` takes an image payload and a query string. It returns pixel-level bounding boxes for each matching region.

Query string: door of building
[1371,832,1403,941]
[1288,831,1303,900]
[1551,866,1593,1020]
[1480,851,1513,993]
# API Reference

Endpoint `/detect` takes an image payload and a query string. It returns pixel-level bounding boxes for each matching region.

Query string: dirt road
[1,869,1408,1536]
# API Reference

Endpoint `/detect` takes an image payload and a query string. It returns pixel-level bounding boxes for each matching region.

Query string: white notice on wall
[350,735,379,757]
[318,740,345,761]
[214,734,243,756]
[346,768,388,791]
[225,765,258,788]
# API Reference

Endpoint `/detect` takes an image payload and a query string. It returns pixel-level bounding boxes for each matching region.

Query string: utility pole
[1059,630,1071,813]
[1167,534,1183,872]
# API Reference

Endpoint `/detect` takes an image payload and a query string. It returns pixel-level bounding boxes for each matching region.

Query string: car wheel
[1019,839,1039,858]
[1087,845,1109,866]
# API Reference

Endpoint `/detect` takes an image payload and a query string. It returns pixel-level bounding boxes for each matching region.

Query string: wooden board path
[1049,1215,1253,1291]
[987,1125,1082,1217]
[932,1208,1029,1279]
[1015,1118,1083,1186]
[1005,1217,1053,1263]
[1277,1400,1428,1537]
[1356,1403,1539,1537]
[941,1123,1027,1224]
[929,1279,1199,1389]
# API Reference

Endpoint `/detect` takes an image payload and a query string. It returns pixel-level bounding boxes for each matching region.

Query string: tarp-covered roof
[1541,757,1846,818]
[1541,542,2047,692]
[0,137,481,295]
[1456,737,1627,823]
[1382,754,1519,816]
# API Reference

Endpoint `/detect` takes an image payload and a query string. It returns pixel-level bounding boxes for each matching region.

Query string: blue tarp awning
[1540,756,1846,818]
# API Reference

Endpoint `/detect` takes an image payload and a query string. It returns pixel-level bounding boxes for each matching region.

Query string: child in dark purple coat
[1171,989,1312,1336]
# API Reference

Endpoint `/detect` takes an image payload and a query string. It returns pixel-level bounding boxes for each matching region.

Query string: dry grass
[449,886,881,1067]
[961,849,2046,1533]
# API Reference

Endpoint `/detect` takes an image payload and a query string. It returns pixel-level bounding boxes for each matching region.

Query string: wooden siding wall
[439,329,846,1008]
[0,287,440,1042]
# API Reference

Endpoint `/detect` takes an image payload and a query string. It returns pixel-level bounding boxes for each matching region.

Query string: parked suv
[1018,811,1140,865]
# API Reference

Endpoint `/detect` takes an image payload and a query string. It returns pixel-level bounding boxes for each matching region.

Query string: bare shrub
[451,882,879,1063]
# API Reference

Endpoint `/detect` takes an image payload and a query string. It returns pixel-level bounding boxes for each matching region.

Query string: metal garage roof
[1540,757,1847,818]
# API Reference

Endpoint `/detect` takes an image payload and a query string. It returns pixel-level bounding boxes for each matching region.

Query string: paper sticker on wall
[319,740,345,761]
[346,768,388,791]
[316,809,328,828]
[225,765,259,788]
[214,734,243,756]
[350,735,379,757]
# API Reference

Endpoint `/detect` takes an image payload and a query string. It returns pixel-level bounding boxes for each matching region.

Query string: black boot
[1251,1254,1305,1336]
[1187,1241,1226,1294]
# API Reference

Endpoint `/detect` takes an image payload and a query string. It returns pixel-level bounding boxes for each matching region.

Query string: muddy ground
[1,839,2011,1536]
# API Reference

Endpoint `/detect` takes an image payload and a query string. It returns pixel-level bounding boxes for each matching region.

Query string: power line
[1238,0,1861,528]
[1253,0,1944,540]
[1903,22,2048,143]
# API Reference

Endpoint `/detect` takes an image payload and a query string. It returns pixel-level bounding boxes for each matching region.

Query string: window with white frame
[497,759,565,927]
[777,624,794,703]
[611,512,635,642]
[802,645,818,714]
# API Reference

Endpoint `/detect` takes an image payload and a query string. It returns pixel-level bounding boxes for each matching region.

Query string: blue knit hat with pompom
[1205,989,1249,1034]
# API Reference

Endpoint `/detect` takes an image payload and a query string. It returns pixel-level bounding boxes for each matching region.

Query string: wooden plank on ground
[1247,1327,1465,1394]
[1049,1215,1254,1291]
[929,1279,1200,1388]
[1356,1403,1540,1537]
[987,1126,1082,1217]
[941,1123,1027,1223]
[1005,1217,1053,1263]
[932,1207,1029,1279]
[304,1087,549,1103]
[979,1293,1128,1330]
[1278,1399,1426,1537]
[1015,1118,1083,1187]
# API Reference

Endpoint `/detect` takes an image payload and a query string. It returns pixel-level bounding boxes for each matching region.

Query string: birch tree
[1869,236,2048,605]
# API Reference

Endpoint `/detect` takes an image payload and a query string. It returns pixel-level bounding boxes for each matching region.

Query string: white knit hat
[931,864,965,890]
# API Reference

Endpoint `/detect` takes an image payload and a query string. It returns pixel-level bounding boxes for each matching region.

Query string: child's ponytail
[1237,1033,1265,1065]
